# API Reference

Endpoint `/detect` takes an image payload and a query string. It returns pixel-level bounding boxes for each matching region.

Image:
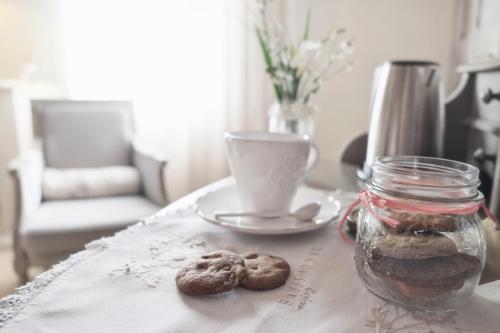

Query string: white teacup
[225,131,314,213]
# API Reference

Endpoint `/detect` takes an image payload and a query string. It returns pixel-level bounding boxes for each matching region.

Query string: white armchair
[9,100,167,283]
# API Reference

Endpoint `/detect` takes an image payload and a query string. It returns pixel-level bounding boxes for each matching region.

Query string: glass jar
[355,156,488,311]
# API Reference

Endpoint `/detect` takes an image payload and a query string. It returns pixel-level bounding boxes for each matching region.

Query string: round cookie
[388,212,457,233]
[383,274,465,299]
[370,233,458,260]
[368,253,481,288]
[176,250,246,295]
[240,253,290,291]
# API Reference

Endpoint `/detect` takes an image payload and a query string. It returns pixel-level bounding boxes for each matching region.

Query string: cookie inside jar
[354,156,489,311]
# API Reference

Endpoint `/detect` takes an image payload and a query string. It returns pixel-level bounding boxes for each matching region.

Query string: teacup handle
[306,143,319,172]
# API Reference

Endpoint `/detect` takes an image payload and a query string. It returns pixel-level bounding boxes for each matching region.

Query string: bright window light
[60,0,228,149]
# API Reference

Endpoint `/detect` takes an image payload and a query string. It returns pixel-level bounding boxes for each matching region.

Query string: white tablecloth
[1,179,500,333]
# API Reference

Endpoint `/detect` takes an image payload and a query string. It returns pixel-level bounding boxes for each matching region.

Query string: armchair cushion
[42,166,141,200]
[20,196,160,265]
[32,100,134,168]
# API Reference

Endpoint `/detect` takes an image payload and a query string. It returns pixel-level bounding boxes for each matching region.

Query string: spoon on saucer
[213,202,322,222]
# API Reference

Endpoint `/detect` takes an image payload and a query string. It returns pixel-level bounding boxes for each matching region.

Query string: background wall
[285,0,459,162]
[0,0,65,83]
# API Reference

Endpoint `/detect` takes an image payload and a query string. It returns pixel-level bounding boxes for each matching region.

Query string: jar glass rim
[370,156,481,201]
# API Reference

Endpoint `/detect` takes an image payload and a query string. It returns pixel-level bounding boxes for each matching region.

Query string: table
[1,175,500,332]
[305,160,362,192]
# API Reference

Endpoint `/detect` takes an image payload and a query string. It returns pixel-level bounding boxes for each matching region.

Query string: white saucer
[195,184,341,235]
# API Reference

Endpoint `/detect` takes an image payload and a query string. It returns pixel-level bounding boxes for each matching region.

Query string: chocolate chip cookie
[176,250,246,295]
[240,253,290,291]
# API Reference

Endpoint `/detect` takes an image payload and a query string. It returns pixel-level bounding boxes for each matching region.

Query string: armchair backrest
[32,100,134,168]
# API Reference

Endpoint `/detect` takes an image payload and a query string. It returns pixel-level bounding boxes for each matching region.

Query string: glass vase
[268,102,317,138]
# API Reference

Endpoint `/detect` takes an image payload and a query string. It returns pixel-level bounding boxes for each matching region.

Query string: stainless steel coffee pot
[361,61,444,178]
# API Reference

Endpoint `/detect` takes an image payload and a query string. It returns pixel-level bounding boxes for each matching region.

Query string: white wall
[0,0,64,83]
[285,0,458,162]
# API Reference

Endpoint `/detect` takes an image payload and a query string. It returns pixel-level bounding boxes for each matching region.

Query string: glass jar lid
[369,156,481,202]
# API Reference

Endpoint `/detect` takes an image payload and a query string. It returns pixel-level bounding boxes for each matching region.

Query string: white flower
[299,40,321,61]
[300,40,322,52]
[289,40,321,72]
[255,0,352,104]
[340,41,354,54]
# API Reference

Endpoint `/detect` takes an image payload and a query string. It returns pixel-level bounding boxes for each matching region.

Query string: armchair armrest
[8,147,44,222]
[133,146,168,206]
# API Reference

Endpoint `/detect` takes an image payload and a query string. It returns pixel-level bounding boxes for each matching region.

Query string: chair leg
[13,250,29,285]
